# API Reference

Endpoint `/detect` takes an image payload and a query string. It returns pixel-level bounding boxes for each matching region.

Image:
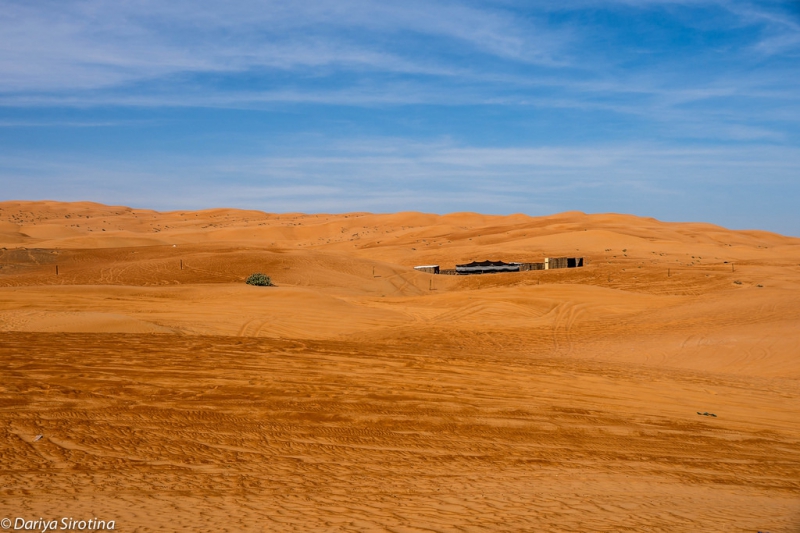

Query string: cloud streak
[3,137,798,231]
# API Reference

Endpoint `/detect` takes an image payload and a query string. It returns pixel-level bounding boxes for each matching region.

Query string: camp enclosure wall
[521,258,585,270]
[545,257,584,269]
[421,258,585,275]
[519,262,546,271]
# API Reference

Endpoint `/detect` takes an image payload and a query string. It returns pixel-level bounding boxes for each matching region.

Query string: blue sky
[1,1,799,234]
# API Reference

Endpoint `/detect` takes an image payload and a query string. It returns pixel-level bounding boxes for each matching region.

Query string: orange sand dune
[1,200,799,532]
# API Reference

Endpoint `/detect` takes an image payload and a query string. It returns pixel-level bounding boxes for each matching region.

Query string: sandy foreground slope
[1,200,799,532]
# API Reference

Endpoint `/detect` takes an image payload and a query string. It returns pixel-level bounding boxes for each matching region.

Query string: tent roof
[456,260,519,268]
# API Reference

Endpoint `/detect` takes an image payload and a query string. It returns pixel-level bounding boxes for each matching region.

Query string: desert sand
[1,200,799,532]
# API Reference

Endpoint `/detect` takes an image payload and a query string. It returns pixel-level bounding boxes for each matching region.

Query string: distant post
[55,265,58,276]
[180,259,183,270]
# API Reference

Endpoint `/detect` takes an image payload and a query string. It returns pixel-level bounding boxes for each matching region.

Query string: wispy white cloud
[0,0,797,145]
[0,0,565,93]
[0,119,157,127]
[0,1,798,233]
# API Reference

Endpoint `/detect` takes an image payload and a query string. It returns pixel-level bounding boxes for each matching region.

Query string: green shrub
[246,273,273,286]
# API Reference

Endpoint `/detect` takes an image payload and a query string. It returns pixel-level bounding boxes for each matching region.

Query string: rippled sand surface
[1,201,799,531]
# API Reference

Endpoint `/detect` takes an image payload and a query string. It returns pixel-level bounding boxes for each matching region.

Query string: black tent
[455,260,521,274]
